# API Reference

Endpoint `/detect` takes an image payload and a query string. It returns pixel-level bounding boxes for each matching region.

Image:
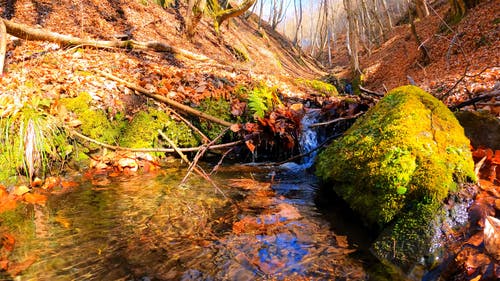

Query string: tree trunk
[292,0,303,46]
[214,0,256,32]
[414,0,429,19]
[343,0,360,73]
[186,0,206,37]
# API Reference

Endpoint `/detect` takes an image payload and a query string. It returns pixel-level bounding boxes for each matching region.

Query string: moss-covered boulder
[315,85,476,275]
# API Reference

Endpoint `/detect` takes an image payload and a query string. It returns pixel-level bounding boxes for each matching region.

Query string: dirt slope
[329,0,499,116]
[0,0,324,90]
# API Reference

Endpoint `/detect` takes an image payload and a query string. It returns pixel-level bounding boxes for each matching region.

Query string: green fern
[247,86,280,119]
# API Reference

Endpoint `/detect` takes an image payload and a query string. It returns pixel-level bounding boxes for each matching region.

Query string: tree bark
[344,0,360,73]
[1,18,211,61]
[414,0,429,19]
[214,0,256,32]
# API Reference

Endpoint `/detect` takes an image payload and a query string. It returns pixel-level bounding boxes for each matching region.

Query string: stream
[0,110,377,280]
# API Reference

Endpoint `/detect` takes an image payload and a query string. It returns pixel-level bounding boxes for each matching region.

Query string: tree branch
[1,18,211,61]
[70,129,242,153]
[94,70,234,127]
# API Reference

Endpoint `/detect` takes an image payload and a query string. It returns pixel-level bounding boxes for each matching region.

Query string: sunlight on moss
[316,85,476,226]
[296,78,338,96]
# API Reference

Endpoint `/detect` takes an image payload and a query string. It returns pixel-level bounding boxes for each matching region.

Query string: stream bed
[0,163,374,280]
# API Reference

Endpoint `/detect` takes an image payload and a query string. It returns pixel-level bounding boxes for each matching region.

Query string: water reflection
[0,166,367,280]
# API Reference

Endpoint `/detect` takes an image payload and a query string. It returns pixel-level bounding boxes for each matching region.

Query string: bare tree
[292,0,303,46]
[344,0,360,73]
[414,0,429,19]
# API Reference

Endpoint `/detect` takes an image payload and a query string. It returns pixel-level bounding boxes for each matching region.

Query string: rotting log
[1,18,211,61]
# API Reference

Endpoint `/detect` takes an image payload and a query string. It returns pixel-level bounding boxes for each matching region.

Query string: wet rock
[455,110,500,150]
[315,85,476,277]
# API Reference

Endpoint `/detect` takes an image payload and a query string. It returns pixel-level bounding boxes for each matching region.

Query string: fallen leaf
[11,185,30,196]
[1,233,15,252]
[31,177,43,188]
[23,193,47,206]
[61,181,79,188]
[245,140,255,153]
[42,176,60,190]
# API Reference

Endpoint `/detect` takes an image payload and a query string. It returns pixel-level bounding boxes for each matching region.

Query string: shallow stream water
[0,163,375,281]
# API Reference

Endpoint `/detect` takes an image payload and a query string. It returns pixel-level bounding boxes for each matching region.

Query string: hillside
[0,1,499,280]
[329,0,499,116]
[0,0,325,98]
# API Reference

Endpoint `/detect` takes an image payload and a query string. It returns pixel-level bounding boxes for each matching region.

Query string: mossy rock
[120,109,198,150]
[315,85,476,274]
[296,78,338,96]
[455,110,500,150]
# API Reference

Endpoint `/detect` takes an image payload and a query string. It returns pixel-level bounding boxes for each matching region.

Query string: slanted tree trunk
[214,0,256,32]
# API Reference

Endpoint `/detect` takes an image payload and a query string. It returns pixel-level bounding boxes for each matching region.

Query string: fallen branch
[449,90,500,110]
[0,19,6,75]
[165,107,210,144]
[181,127,230,185]
[158,130,229,200]
[359,85,384,97]
[95,70,234,127]
[309,111,364,128]
[70,129,242,153]
[1,18,211,61]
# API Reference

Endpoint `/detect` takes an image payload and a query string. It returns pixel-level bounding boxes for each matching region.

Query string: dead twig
[210,147,235,175]
[70,129,242,153]
[359,85,384,97]
[449,87,500,110]
[165,107,210,144]
[158,130,229,200]
[441,67,499,100]
[181,127,230,185]
[94,70,234,127]
[309,111,364,128]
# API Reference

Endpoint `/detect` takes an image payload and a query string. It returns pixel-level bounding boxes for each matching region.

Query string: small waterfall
[299,109,320,168]
[280,108,320,172]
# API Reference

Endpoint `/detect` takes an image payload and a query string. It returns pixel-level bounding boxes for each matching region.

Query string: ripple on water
[0,167,367,280]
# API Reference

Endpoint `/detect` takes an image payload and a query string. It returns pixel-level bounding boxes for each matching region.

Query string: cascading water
[279,108,321,172]
[298,108,321,168]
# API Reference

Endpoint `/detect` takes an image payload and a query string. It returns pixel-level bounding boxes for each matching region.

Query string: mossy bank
[315,85,476,276]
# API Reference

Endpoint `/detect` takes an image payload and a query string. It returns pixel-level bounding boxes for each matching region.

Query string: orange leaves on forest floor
[473,148,500,184]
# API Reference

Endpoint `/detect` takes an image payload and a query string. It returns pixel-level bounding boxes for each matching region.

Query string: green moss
[120,108,198,151]
[372,200,444,274]
[296,78,338,96]
[315,85,475,227]
[60,92,122,149]
[197,98,234,141]
[227,44,250,62]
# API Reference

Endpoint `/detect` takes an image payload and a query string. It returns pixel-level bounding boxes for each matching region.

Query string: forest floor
[0,0,499,279]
